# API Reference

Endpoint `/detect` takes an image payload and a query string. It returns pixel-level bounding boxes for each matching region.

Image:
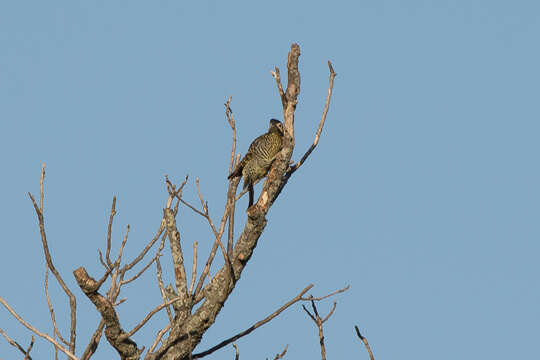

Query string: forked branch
[0,297,78,360]
[28,163,77,354]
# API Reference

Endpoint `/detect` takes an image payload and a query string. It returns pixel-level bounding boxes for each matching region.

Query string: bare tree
[0,43,369,360]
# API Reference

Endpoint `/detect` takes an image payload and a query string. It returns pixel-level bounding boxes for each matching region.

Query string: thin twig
[114,225,130,268]
[192,284,314,358]
[270,67,286,108]
[273,344,288,360]
[301,285,349,301]
[225,95,237,175]
[23,336,35,360]
[232,343,239,360]
[122,223,165,273]
[354,326,375,360]
[165,174,189,208]
[145,323,171,359]
[121,252,159,286]
[28,163,77,353]
[0,328,32,359]
[114,298,127,306]
[302,300,338,360]
[44,265,69,347]
[98,250,108,271]
[180,198,207,217]
[322,302,337,323]
[190,180,233,297]
[193,236,219,300]
[195,179,233,275]
[105,197,117,269]
[0,297,78,360]
[119,297,181,341]
[286,61,336,178]
[81,320,105,360]
[39,163,45,212]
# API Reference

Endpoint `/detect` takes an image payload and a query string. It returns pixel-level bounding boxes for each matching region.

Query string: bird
[228,119,284,207]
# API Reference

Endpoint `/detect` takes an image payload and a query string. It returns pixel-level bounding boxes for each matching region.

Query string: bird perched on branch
[228,119,284,207]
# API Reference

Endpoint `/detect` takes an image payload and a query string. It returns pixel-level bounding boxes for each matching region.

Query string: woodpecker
[228,119,284,207]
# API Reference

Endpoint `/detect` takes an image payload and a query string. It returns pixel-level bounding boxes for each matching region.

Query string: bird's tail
[227,158,245,179]
[247,183,254,207]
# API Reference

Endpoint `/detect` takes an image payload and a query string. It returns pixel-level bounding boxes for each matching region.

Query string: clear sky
[1,1,539,359]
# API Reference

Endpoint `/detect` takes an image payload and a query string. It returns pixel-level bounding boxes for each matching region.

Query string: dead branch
[188,241,198,296]
[28,163,77,354]
[272,344,288,360]
[286,61,336,178]
[73,267,142,360]
[225,95,237,175]
[165,174,189,207]
[119,297,181,341]
[302,301,338,360]
[115,225,130,268]
[105,197,117,269]
[81,320,105,360]
[225,99,239,260]
[145,323,171,359]
[155,233,173,323]
[195,179,231,272]
[44,265,69,347]
[270,66,286,108]
[192,284,313,358]
[0,297,78,360]
[122,222,165,274]
[354,326,375,360]
[163,207,189,298]
[232,343,239,360]
[23,336,35,360]
[301,285,350,301]
[0,328,33,360]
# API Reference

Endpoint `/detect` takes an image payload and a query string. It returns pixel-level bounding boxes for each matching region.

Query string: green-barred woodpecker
[228,119,284,207]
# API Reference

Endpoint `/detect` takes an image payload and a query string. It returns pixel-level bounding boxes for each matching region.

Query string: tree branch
[73,267,142,360]
[354,326,375,360]
[145,324,171,359]
[286,61,336,178]
[272,344,288,360]
[163,208,189,299]
[192,284,313,359]
[188,241,198,297]
[300,285,349,301]
[232,343,239,360]
[44,265,69,347]
[0,328,33,360]
[28,163,77,354]
[105,197,117,269]
[270,66,286,108]
[81,320,105,360]
[119,297,182,341]
[302,300,338,360]
[155,233,174,323]
[0,297,78,360]
[23,335,34,360]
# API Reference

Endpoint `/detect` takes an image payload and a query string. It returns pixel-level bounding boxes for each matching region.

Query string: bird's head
[269,119,283,134]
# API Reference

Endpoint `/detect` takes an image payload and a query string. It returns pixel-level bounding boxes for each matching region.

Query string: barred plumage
[228,119,284,207]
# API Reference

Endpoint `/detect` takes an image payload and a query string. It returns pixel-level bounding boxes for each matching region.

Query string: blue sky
[1,1,539,359]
